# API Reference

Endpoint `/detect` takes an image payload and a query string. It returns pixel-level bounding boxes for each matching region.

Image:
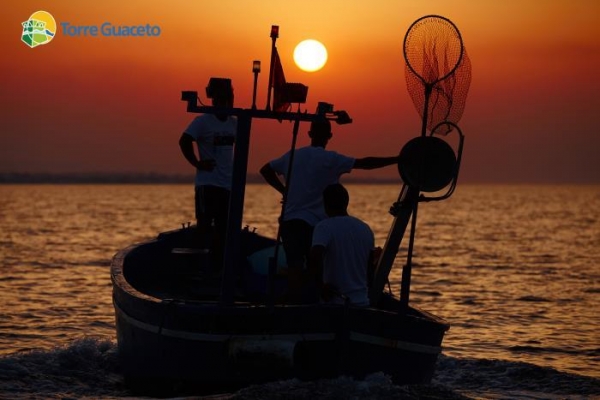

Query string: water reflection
[0,184,598,379]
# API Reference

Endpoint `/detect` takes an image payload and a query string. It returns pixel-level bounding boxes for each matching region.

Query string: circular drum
[398,136,456,192]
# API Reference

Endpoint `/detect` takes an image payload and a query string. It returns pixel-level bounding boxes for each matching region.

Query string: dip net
[403,15,472,135]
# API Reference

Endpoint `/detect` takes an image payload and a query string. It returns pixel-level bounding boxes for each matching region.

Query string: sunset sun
[293,39,328,72]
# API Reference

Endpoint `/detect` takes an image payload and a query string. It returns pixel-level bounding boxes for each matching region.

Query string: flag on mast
[271,47,290,113]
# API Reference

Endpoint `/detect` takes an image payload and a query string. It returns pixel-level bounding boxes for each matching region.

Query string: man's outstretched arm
[353,155,399,170]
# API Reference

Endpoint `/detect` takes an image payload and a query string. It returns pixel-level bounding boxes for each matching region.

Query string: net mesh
[405,48,471,134]
[404,16,472,134]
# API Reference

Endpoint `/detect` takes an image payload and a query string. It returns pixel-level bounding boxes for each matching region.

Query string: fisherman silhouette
[260,118,398,302]
[179,78,236,273]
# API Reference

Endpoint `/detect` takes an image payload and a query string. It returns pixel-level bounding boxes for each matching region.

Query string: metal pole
[421,85,432,137]
[265,25,279,111]
[400,199,419,310]
[397,83,431,308]
[368,185,418,306]
[252,60,260,110]
[220,112,252,306]
[268,118,300,307]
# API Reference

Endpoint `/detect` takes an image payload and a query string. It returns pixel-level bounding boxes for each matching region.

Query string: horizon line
[0,172,402,184]
[0,172,598,185]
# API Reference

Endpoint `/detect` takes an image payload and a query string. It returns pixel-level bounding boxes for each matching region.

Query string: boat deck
[118,227,289,304]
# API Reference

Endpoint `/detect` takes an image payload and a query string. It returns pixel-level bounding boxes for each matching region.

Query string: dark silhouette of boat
[111,112,459,395]
[112,221,449,395]
[111,19,470,395]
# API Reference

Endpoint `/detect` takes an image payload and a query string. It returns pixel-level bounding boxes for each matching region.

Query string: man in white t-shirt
[260,118,397,301]
[179,78,237,270]
[309,183,373,306]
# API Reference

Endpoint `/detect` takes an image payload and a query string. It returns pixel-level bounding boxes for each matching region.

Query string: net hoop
[403,14,464,87]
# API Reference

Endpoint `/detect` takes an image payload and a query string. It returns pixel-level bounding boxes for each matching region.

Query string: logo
[21,11,56,48]
[60,22,161,37]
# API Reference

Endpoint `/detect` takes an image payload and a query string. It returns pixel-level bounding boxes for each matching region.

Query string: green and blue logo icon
[21,10,56,48]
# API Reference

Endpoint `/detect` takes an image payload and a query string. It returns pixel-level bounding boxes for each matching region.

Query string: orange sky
[1,0,599,183]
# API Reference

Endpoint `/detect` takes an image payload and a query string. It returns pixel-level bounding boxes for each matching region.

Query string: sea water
[0,184,599,399]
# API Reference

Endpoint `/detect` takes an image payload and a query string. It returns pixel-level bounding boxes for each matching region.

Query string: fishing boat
[112,224,450,395]
[111,17,471,395]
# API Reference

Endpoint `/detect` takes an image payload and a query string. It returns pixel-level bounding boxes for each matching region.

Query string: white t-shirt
[312,215,374,306]
[184,114,237,189]
[269,146,355,226]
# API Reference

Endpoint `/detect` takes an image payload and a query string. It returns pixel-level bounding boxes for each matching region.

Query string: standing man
[309,183,373,306]
[179,78,236,271]
[260,118,397,301]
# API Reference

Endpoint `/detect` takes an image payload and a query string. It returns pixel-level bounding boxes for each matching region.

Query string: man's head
[206,78,234,108]
[212,93,234,108]
[323,183,349,216]
[308,118,332,147]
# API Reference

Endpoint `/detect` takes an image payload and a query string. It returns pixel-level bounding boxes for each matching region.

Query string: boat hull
[111,228,448,394]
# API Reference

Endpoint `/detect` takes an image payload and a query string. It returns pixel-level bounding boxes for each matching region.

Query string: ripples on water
[0,183,599,399]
